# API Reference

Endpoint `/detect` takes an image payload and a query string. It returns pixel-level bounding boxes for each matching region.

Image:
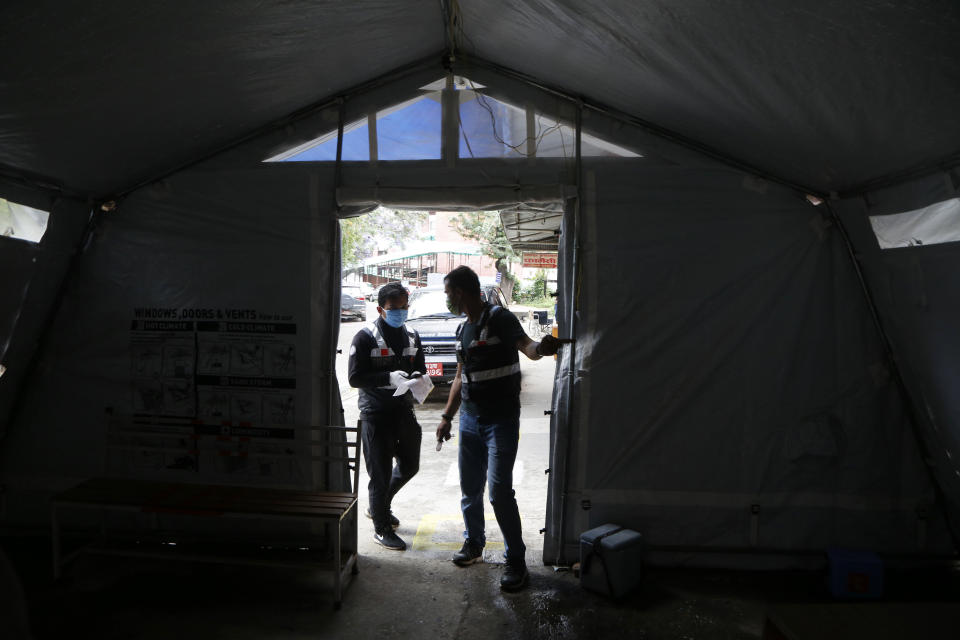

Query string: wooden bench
[51,418,361,609]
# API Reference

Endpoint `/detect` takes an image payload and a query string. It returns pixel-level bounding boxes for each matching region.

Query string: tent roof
[1,1,958,198]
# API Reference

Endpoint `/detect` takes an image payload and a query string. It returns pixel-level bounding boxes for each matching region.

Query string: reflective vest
[456,304,521,404]
[363,320,420,389]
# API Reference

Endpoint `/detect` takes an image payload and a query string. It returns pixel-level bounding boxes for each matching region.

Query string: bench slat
[55,478,357,518]
[74,477,355,500]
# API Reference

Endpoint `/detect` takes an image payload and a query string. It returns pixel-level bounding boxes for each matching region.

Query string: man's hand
[436,416,453,443]
[537,334,561,357]
[388,370,409,387]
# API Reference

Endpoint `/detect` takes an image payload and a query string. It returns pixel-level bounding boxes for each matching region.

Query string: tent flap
[545,160,955,565]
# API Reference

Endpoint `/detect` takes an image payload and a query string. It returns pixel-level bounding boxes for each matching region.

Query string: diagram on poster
[198,342,229,374]
[265,343,296,376]
[128,308,302,484]
[263,393,296,424]
[230,342,263,375]
[198,390,230,419]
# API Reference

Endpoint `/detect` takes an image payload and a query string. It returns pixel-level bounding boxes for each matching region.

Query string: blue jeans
[458,408,526,561]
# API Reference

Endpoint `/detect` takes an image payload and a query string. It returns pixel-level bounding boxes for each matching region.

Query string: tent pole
[1,206,98,436]
[553,101,582,565]
[840,152,960,198]
[329,98,347,435]
[0,166,89,202]
[825,201,960,549]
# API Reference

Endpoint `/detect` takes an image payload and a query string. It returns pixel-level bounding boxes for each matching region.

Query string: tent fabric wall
[4,3,957,198]
[0,163,339,525]
[544,160,955,565]
[834,170,960,541]
[457,0,960,194]
[0,1,444,197]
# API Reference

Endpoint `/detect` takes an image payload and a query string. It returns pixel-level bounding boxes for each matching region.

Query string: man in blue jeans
[436,266,560,592]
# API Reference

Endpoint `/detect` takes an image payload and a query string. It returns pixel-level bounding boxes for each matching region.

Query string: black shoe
[373,529,406,551]
[365,507,400,529]
[500,559,529,592]
[452,540,484,567]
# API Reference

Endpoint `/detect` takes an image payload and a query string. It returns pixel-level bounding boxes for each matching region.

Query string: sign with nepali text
[522,252,558,269]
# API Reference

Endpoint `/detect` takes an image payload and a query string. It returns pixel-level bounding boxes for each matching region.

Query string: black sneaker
[373,529,406,551]
[500,559,529,592]
[364,507,400,529]
[452,540,484,567]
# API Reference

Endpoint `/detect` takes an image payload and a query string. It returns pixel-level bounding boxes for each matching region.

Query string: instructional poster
[126,307,305,484]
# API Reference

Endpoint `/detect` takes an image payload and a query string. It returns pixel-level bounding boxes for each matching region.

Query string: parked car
[404,284,510,384]
[340,293,366,321]
[342,284,370,302]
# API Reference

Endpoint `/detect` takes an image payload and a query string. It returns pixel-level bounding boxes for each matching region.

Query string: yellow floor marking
[412,512,510,551]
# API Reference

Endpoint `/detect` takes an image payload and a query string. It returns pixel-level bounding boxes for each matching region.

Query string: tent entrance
[333,193,572,566]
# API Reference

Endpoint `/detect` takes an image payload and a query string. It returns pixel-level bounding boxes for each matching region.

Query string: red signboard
[522,252,558,269]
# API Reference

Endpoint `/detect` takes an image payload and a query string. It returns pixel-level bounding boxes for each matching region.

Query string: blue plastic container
[579,523,644,599]
[826,547,884,599]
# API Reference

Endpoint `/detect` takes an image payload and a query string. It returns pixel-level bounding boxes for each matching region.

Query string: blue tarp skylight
[266,76,640,162]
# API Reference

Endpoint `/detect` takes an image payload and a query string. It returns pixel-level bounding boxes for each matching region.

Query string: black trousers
[361,410,422,533]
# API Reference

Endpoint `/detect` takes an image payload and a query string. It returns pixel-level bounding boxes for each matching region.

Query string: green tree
[340,206,427,271]
[450,210,518,299]
[528,268,548,299]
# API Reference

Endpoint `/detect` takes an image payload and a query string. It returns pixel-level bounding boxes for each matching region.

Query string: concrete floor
[4,317,960,639]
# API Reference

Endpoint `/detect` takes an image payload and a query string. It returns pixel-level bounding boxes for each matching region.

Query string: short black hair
[377,282,408,307]
[444,265,481,296]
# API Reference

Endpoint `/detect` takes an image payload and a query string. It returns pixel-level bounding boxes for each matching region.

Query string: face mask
[383,308,408,328]
[446,294,460,315]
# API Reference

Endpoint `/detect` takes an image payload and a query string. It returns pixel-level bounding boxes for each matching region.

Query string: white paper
[392,374,434,404]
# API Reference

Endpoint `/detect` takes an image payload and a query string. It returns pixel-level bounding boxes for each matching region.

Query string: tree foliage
[340,206,428,270]
[450,210,518,298]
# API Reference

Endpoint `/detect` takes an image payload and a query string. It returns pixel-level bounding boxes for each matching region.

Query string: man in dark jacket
[348,282,426,550]
[436,266,560,591]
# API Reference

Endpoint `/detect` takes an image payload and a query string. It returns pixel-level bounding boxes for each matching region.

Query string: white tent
[1,1,959,567]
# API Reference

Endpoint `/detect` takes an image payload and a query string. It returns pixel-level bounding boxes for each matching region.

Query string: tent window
[266,94,442,162]
[869,197,960,249]
[265,76,639,163]
[268,117,371,162]
[0,196,49,243]
[458,91,639,159]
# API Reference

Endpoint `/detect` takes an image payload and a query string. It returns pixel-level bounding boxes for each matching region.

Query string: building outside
[343,210,558,297]
[346,211,499,290]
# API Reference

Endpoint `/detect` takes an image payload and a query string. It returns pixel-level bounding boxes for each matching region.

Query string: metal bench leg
[348,502,358,575]
[51,504,61,580]
[333,520,342,610]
